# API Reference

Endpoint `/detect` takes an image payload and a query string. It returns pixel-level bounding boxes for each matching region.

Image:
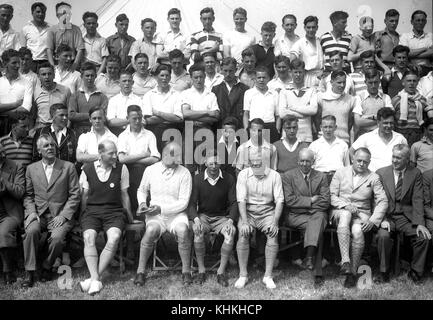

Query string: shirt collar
[247,166,271,177]
[245,139,271,149]
[421,136,433,145]
[50,125,67,136]
[393,167,406,176]
[204,169,223,181]
[42,158,56,169]
[84,32,102,39]
[79,87,101,95]
[362,91,384,101]
[411,31,426,39]
[218,134,238,145]
[383,28,399,37]
[202,27,215,33]
[96,159,116,169]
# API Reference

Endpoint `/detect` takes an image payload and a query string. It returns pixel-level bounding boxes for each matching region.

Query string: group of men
[0,1,433,295]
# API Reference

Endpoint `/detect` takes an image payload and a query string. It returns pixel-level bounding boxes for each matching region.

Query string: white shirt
[282,139,300,153]
[0,27,20,55]
[244,86,279,123]
[290,37,324,71]
[76,127,118,156]
[161,30,188,55]
[274,33,300,57]
[223,30,256,63]
[205,73,224,90]
[393,168,406,187]
[352,128,408,172]
[268,77,292,91]
[218,134,238,155]
[417,71,433,105]
[20,21,50,60]
[117,125,160,159]
[54,67,81,95]
[51,125,67,145]
[0,75,33,111]
[141,86,183,119]
[42,159,55,182]
[400,31,433,66]
[204,169,223,186]
[80,161,129,190]
[179,87,219,112]
[106,92,143,120]
[308,136,349,172]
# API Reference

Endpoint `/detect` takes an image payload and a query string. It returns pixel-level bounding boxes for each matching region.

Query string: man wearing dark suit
[22,134,80,288]
[216,116,242,178]
[376,144,431,284]
[32,103,77,166]
[0,146,25,284]
[212,57,249,128]
[282,148,330,288]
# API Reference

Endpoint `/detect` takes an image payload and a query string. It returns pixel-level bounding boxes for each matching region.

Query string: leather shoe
[314,276,324,288]
[302,257,314,270]
[344,274,357,288]
[4,272,17,285]
[374,272,390,284]
[195,272,206,285]
[182,272,193,286]
[408,269,422,284]
[21,271,34,288]
[134,273,146,286]
[217,273,229,287]
[340,262,351,275]
[40,268,52,282]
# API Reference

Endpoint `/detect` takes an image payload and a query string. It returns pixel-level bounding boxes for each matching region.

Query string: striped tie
[395,171,403,201]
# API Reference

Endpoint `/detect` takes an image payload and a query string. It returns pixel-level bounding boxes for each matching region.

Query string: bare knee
[174,223,189,238]
[337,210,352,227]
[351,224,364,241]
[143,224,160,242]
[83,230,97,247]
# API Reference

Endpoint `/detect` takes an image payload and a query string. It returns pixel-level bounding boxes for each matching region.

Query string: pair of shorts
[332,209,371,225]
[80,208,126,233]
[199,214,231,235]
[146,212,189,238]
[238,204,275,233]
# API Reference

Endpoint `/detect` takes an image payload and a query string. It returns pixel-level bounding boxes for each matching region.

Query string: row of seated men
[1,102,433,295]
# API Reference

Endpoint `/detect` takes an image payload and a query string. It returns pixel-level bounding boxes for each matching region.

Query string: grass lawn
[2,259,433,300]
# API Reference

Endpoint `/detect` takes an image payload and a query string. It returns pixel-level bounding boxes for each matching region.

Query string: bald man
[282,148,330,287]
[134,142,193,287]
[235,152,284,289]
[79,140,134,295]
[330,147,388,288]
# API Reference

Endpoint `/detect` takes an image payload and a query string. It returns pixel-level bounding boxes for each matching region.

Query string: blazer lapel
[400,167,412,200]
[353,172,370,192]
[295,169,309,195]
[47,160,62,190]
[384,167,396,201]
[37,161,49,188]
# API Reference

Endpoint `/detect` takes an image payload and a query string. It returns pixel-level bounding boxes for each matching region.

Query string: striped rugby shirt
[320,31,352,70]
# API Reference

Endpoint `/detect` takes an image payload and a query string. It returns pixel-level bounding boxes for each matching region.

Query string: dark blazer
[423,169,433,221]
[32,125,77,164]
[212,81,249,126]
[282,168,330,215]
[0,159,25,223]
[376,165,424,226]
[216,139,239,179]
[24,159,80,221]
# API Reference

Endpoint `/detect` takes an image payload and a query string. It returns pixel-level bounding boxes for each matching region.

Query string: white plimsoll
[234,276,248,289]
[88,280,103,295]
[79,278,92,292]
[262,276,276,289]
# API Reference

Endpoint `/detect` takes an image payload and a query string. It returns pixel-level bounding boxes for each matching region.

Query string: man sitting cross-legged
[79,140,134,295]
[330,147,388,288]
[235,151,284,289]
[134,141,193,286]
[189,150,238,286]
[282,148,330,288]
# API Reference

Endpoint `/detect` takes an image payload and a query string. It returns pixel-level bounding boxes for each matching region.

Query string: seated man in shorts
[79,140,134,295]
[189,150,238,286]
[134,141,193,286]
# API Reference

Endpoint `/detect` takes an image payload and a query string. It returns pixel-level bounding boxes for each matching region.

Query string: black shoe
[134,273,146,286]
[40,268,52,282]
[314,276,324,288]
[195,272,206,284]
[340,262,351,275]
[302,257,314,270]
[182,272,193,286]
[21,271,34,288]
[4,272,17,285]
[374,272,390,284]
[408,269,422,284]
[344,274,357,288]
[217,273,229,287]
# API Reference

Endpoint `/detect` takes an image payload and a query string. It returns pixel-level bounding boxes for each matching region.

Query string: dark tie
[293,89,305,98]
[395,171,403,201]
[304,175,310,195]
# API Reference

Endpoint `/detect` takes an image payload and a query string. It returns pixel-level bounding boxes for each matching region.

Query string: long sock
[351,239,365,274]
[178,233,192,273]
[98,241,118,276]
[193,240,206,274]
[236,237,250,277]
[337,226,351,264]
[84,244,99,280]
[136,239,154,274]
[217,241,234,275]
[264,241,279,277]
[306,245,315,259]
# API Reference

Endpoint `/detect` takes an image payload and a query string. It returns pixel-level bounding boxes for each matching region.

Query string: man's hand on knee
[416,225,432,240]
